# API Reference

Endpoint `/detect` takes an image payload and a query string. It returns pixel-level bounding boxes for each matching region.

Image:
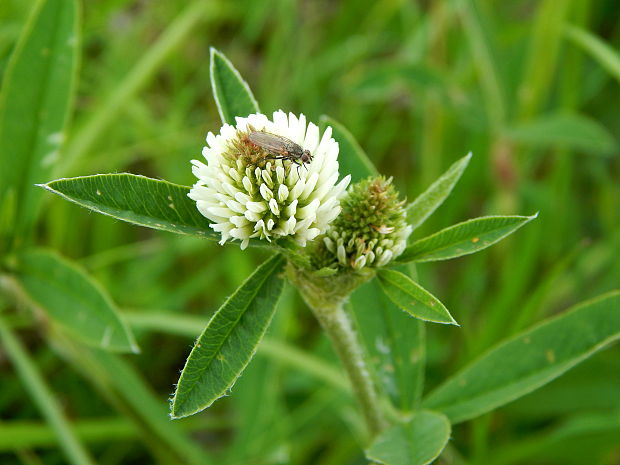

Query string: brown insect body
[248,131,313,165]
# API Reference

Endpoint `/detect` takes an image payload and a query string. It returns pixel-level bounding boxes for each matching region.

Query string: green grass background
[1,0,619,464]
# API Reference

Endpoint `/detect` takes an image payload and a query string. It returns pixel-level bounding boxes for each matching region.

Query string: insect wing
[249,132,300,156]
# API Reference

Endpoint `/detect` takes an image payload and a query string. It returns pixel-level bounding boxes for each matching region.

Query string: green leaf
[366,410,451,465]
[171,254,285,418]
[406,153,472,231]
[0,0,79,245]
[376,269,457,325]
[82,349,214,465]
[350,265,425,411]
[210,47,260,125]
[399,214,537,263]
[124,311,349,393]
[457,0,506,126]
[0,316,96,465]
[15,249,138,353]
[422,291,620,424]
[350,63,447,101]
[565,25,620,85]
[39,174,219,240]
[320,115,378,183]
[503,113,616,155]
[489,411,620,465]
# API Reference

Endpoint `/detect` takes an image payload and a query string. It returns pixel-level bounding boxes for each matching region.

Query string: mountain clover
[41,48,540,463]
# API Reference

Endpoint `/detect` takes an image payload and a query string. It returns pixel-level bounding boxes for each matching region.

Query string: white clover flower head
[189,111,351,249]
[312,176,412,271]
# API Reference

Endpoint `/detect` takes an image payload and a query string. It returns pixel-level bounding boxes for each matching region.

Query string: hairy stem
[308,300,386,438]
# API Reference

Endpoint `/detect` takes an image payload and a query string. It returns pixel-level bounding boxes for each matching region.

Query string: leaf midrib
[408,219,522,259]
[18,3,65,217]
[18,253,128,346]
[380,271,449,322]
[176,256,282,404]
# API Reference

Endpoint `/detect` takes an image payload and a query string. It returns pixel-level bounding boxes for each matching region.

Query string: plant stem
[307,299,386,439]
[0,314,96,465]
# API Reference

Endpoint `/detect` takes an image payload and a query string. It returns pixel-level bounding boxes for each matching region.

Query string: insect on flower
[248,130,313,167]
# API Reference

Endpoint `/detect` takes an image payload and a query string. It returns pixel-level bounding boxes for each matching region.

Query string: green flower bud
[311,176,412,271]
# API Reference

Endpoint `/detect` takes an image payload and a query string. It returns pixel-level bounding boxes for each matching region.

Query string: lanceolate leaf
[210,47,260,125]
[0,317,96,465]
[377,269,457,325]
[81,350,213,465]
[0,0,79,244]
[423,291,620,424]
[171,254,285,418]
[565,25,620,84]
[350,265,425,411]
[320,115,378,183]
[399,214,537,263]
[39,174,219,240]
[503,113,616,155]
[366,410,451,465]
[16,249,138,353]
[406,153,472,231]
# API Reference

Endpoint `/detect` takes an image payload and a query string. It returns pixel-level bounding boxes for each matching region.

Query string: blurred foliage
[0,0,619,464]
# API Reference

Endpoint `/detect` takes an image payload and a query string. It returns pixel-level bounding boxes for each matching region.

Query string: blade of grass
[0,416,230,451]
[454,0,506,128]
[564,24,620,84]
[488,410,620,465]
[124,311,349,392]
[517,0,572,120]
[0,0,79,247]
[0,316,96,465]
[57,339,213,465]
[60,1,216,174]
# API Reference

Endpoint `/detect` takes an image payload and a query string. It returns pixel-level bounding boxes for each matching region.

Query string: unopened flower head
[312,176,412,271]
[189,111,351,249]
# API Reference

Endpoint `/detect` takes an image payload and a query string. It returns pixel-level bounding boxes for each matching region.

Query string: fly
[247,131,313,166]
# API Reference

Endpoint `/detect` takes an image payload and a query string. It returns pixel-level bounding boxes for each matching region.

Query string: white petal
[333,175,351,198]
[287,112,299,140]
[259,184,273,201]
[285,199,298,217]
[304,122,319,152]
[242,176,253,192]
[295,113,306,145]
[234,192,251,204]
[244,210,262,222]
[277,184,289,202]
[323,237,335,252]
[208,206,234,218]
[284,215,296,233]
[337,244,347,264]
[246,201,267,213]
[276,165,285,184]
[230,215,248,227]
[305,228,320,241]
[297,199,320,219]
[301,173,319,199]
[261,169,273,187]
[353,255,367,270]
[269,198,280,215]
[377,250,393,267]
[290,177,306,199]
[273,110,288,130]
[225,199,245,213]
[312,172,338,201]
